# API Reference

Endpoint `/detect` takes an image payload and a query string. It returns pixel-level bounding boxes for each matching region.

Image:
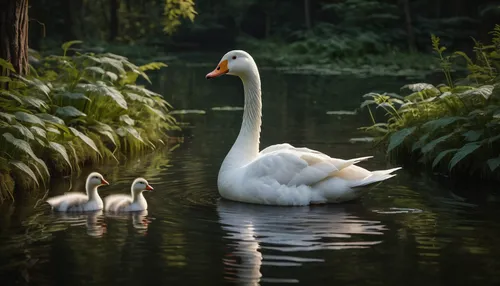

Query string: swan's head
[87,172,109,188]
[206,50,257,79]
[132,178,154,194]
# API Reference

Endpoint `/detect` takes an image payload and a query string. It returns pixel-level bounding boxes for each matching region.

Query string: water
[1,66,500,285]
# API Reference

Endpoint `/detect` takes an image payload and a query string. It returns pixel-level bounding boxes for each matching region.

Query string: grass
[0,41,179,202]
[359,25,500,182]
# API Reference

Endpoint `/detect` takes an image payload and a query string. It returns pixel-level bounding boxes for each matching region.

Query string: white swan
[206,50,401,206]
[103,178,153,212]
[46,172,109,212]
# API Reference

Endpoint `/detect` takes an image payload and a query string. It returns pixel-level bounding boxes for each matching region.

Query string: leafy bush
[0,41,178,201]
[359,25,500,180]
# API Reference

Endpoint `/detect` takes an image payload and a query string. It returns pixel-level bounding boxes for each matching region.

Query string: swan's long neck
[221,68,262,171]
[86,181,99,201]
[132,190,145,203]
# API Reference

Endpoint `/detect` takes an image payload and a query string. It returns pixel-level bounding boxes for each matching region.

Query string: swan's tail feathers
[334,156,373,171]
[351,167,402,188]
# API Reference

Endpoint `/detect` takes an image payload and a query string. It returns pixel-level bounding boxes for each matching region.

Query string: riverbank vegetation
[0,42,178,202]
[360,25,500,182]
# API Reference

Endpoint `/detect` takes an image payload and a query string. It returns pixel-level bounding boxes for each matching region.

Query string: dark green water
[1,66,500,286]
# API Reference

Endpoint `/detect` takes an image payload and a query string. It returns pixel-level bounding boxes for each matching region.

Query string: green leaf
[98,57,125,74]
[21,96,48,110]
[77,81,127,109]
[387,127,416,153]
[46,127,61,134]
[36,113,65,125]
[30,126,47,139]
[61,40,83,56]
[15,111,46,126]
[360,99,376,108]
[85,66,106,75]
[10,161,39,186]
[49,142,72,169]
[412,133,430,152]
[0,112,15,123]
[422,117,464,132]
[432,149,458,169]
[422,133,455,154]
[2,132,49,176]
[55,92,91,101]
[462,130,483,142]
[12,123,34,140]
[487,156,500,172]
[69,127,101,156]
[145,105,167,120]
[119,114,135,126]
[116,126,144,143]
[56,106,87,118]
[488,134,500,144]
[458,85,494,99]
[449,143,481,170]
[125,92,154,105]
[105,71,118,81]
[402,83,437,92]
[0,58,16,73]
[0,76,11,82]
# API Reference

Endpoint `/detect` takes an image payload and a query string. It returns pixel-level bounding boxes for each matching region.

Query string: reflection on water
[218,200,385,284]
[1,67,500,285]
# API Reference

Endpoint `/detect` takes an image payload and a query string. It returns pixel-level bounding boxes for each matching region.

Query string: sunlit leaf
[0,58,16,72]
[46,127,61,134]
[119,114,135,126]
[55,92,91,101]
[12,123,34,140]
[15,111,45,126]
[69,127,101,156]
[10,161,39,186]
[458,85,494,99]
[21,96,48,110]
[0,112,15,123]
[56,106,87,118]
[77,81,127,109]
[30,126,47,139]
[116,126,144,143]
[49,142,72,169]
[85,66,106,75]
[449,143,481,170]
[36,113,65,125]
[2,132,49,176]
[61,40,83,56]
[387,127,416,152]
[402,83,437,92]
[105,71,118,81]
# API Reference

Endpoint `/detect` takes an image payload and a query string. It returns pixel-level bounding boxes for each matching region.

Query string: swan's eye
[232,56,237,60]
[216,66,220,70]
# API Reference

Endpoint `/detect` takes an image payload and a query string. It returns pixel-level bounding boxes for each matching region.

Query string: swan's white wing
[46,193,89,211]
[247,144,373,187]
[104,194,132,212]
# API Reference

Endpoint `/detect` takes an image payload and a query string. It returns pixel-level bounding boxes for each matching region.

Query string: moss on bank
[0,41,179,202]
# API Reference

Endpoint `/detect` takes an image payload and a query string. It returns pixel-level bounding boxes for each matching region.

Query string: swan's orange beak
[206,59,228,79]
[146,184,154,191]
[101,178,109,185]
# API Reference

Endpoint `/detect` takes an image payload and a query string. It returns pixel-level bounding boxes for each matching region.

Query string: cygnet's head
[206,50,257,79]
[87,172,109,189]
[132,178,154,194]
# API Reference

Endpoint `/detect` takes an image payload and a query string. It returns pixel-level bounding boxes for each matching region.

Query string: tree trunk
[304,0,312,29]
[0,0,29,76]
[401,0,416,52]
[109,0,120,41]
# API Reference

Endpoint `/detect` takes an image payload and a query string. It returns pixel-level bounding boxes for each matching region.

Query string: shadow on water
[1,65,500,285]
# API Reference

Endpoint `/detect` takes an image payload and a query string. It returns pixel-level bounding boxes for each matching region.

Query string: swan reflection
[217,200,386,285]
[51,210,106,237]
[105,210,151,233]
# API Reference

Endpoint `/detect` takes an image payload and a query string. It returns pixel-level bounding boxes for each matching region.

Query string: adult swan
[206,50,401,206]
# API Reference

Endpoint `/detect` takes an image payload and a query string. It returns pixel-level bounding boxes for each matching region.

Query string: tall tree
[0,0,29,76]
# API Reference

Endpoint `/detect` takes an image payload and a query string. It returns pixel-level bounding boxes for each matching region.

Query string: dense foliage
[29,0,500,68]
[0,41,177,202]
[360,25,500,181]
